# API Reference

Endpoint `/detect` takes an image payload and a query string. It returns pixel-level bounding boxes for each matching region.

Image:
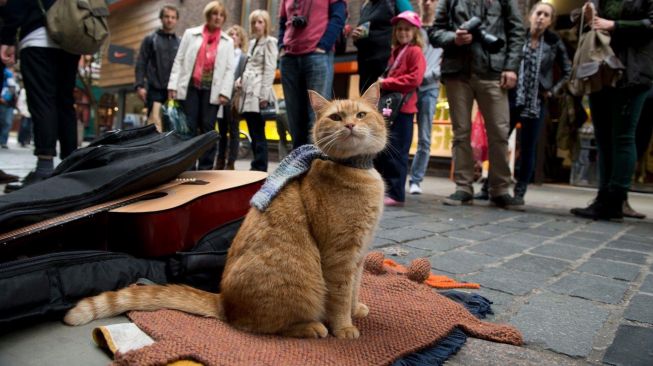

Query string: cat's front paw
[352,302,369,319]
[333,325,360,339]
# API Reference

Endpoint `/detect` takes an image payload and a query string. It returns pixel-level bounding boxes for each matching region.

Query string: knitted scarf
[250,144,374,211]
[192,26,221,89]
[516,34,544,119]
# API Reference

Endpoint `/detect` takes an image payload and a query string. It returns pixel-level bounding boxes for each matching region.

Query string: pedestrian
[408,0,442,195]
[17,83,31,147]
[0,0,80,192]
[278,0,346,149]
[430,0,525,207]
[0,65,16,149]
[476,1,571,206]
[238,10,278,172]
[375,11,426,207]
[352,0,413,94]
[624,86,653,219]
[167,0,234,170]
[216,25,247,171]
[571,0,653,221]
[135,5,180,117]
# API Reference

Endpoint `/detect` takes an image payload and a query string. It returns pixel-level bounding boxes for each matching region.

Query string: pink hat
[391,11,422,28]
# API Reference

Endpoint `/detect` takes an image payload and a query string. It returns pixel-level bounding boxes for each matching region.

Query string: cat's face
[308,83,387,160]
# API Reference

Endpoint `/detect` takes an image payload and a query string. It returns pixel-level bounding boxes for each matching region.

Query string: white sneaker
[409,182,422,195]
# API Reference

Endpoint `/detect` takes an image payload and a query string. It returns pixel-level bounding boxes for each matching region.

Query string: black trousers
[145,87,167,118]
[20,47,79,159]
[242,112,268,171]
[217,104,240,163]
[184,86,219,170]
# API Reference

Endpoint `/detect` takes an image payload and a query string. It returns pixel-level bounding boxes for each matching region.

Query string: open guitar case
[0,125,245,326]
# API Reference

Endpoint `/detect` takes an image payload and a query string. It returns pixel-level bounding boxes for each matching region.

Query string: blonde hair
[391,21,424,49]
[249,9,271,37]
[529,1,557,28]
[227,25,248,51]
[203,1,227,23]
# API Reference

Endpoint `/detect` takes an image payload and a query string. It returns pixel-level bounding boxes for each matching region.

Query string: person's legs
[55,49,81,159]
[516,108,546,186]
[18,116,33,146]
[409,86,439,192]
[183,86,201,136]
[588,89,613,192]
[304,52,333,142]
[197,89,219,170]
[443,78,475,197]
[280,55,310,149]
[472,76,512,199]
[0,105,10,146]
[216,107,229,169]
[376,113,414,203]
[358,57,387,94]
[243,112,268,171]
[227,110,240,166]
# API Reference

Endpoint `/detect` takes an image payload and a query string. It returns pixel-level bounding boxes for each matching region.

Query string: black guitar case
[0,125,219,240]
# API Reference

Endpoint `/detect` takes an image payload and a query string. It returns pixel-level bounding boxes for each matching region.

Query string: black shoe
[512,182,527,206]
[474,179,490,200]
[0,170,19,184]
[571,190,624,221]
[490,194,520,208]
[443,191,473,206]
[3,171,48,193]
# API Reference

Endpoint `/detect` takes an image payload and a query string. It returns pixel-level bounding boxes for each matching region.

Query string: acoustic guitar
[0,171,267,261]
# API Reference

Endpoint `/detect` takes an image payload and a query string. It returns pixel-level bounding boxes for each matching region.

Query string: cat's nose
[344,123,355,131]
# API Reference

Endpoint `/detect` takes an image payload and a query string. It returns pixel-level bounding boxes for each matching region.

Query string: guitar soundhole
[137,192,169,201]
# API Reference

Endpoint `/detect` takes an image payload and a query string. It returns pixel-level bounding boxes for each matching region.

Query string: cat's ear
[308,90,329,114]
[360,82,381,108]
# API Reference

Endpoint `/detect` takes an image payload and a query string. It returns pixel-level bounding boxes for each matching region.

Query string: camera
[291,15,307,28]
[459,16,505,54]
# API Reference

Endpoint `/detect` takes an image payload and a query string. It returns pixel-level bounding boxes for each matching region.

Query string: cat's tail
[63,284,223,326]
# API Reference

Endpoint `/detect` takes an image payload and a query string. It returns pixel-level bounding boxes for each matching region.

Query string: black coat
[533,29,572,96]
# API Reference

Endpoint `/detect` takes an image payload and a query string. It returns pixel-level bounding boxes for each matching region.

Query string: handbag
[377,46,414,126]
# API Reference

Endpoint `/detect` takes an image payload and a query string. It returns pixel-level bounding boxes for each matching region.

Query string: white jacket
[167,25,235,105]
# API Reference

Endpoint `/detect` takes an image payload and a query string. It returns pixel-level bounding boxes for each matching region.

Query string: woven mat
[114,254,522,366]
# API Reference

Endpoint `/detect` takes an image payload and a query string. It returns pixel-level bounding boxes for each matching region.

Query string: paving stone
[428,250,498,274]
[570,230,613,241]
[476,224,519,235]
[640,274,653,294]
[603,325,653,366]
[504,254,571,276]
[577,258,641,281]
[583,221,626,234]
[379,246,432,266]
[446,338,583,366]
[556,235,602,248]
[379,217,418,230]
[407,221,458,233]
[527,226,565,238]
[444,229,498,242]
[592,248,648,265]
[473,288,515,317]
[627,224,653,237]
[607,239,653,253]
[619,233,653,244]
[529,243,591,261]
[548,272,629,304]
[463,268,548,295]
[403,235,468,252]
[514,214,552,224]
[468,240,529,258]
[372,236,397,247]
[500,220,538,229]
[378,209,417,219]
[624,294,653,324]
[544,220,582,232]
[375,227,432,243]
[511,292,609,357]
[499,232,545,247]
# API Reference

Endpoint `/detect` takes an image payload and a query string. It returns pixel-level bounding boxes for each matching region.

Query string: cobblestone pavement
[378,194,653,366]
[1,134,652,365]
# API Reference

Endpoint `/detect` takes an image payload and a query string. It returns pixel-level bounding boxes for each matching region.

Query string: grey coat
[240,36,279,113]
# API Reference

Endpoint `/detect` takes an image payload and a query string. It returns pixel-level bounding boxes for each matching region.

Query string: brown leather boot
[226,160,235,170]
[623,200,646,219]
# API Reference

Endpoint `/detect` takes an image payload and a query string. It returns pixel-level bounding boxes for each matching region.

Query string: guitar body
[107,171,265,257]
[0,171,266,261]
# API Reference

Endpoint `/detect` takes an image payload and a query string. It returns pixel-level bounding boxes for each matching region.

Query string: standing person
[135,5,180,117]
[17,83,31,147]
[238,10,278,172]
[0,65,15,149]
[278,0,346,149]
[476,1,571,205]
[0,0,80,192]
[352,0,413,94]
[571,0,653,221]
[216,25,248,170]
[167,1,234,170]
[430,0,525,207]
[408,0,442,195]
[376,11,426,207]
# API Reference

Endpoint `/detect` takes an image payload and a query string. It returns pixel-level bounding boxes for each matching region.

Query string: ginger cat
[64,83,388,339]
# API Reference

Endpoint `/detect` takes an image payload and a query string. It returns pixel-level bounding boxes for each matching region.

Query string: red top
[381,44,425,114]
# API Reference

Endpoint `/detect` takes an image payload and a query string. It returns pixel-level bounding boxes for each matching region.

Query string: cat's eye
[329,113,342,121]
[356,112,367,119]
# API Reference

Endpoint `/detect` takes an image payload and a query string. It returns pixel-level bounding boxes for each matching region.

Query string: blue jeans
[409,86,440,185]
[375,113,415,202]
[280,51,334,149]
[0,105,12,145]
[509,102,546,185]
